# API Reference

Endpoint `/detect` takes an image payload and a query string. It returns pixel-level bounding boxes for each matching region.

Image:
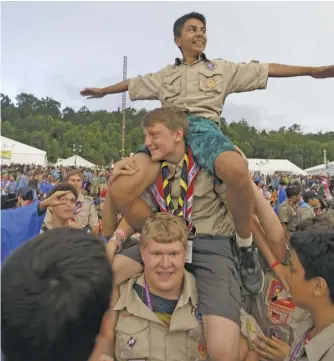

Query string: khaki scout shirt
[286,316,334,361]
[129,54,269,122]
[252,270,310,345]
[277,200,300,232]
[299,206,316,223]
[114,271,265,361]
[43,192,99,229]
[141,158,235,237]
[114,271,209,361]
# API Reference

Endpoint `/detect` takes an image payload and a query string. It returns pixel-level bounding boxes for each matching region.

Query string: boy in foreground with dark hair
[1,228,113,361]
[284,230,334,361]
[254,227,334,361]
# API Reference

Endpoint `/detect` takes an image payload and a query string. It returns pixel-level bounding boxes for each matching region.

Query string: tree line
[1,93,333,168]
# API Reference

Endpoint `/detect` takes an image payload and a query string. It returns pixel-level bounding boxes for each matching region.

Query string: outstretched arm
[80,66,167,100]
[80,80,130,99]
[268,63,334,78]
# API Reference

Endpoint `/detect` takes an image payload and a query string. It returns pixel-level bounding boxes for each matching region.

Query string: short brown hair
[141,213,188,249]
[142,107,189,135]
[65,169,83,181]
[48,183,78,200]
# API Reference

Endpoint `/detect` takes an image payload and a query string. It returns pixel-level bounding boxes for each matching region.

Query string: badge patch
[127,337,136,348]
[246,318,257,334]
[268,327,285,341]
[204,61,217,70]
[198,344,207,358]
[192,305,203,324]
[267,306,288,324]
[207,79,216,88]
[268,280,295,311]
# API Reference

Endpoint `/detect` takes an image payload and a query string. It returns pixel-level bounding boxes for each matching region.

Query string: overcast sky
[2,1,334,132]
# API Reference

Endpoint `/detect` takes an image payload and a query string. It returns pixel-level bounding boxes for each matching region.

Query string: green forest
[1,93,333,168]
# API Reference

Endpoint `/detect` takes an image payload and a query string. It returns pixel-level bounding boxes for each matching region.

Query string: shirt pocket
[160,71,182,100]
[198,69,223,97]
[115,317,150,360]
[187,326,209,361]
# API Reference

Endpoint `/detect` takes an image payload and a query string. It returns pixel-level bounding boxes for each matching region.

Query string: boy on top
[81,12,333,292]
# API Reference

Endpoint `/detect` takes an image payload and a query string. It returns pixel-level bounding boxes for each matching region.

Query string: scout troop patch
[268,279,296,311]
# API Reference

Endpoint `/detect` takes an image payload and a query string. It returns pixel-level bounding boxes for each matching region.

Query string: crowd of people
[2,129,334,361]
[2,9,334,361]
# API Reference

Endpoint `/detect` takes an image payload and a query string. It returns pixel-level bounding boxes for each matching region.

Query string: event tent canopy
[304,162,334,176]
[247,158,307,175]
[1,136,47,166]
[55,155,96,168]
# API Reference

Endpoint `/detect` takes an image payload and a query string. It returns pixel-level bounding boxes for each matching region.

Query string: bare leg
[203,315,240,361]
[109,153,159,230]
[214,151,253,239]
[239,336,250,361]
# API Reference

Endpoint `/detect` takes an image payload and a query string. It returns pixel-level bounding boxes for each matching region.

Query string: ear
[174,36,181,47]
[175,128,184,142]
[312,277,327,297]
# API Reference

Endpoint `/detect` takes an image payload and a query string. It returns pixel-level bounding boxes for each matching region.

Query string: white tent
[55,155,95,168]
[304,162,334,176]
[1,136,47,166]
[247,158,307,175]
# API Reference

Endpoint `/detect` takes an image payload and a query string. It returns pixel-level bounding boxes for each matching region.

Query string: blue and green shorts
[137,115,235,177]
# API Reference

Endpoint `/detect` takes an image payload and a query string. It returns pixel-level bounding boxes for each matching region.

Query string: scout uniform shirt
[252,270,310,345]
[298,205,316,224]
[286,315,334,361]
[141,158,235,237]
[277,200,300,233]
[113,270,209,361]
[114,271,266,361]
[73,192,99,228]
[43,192,99,229]
[128,54,269,122]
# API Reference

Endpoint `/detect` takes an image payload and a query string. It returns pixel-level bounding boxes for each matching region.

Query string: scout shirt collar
[174,53,209,66]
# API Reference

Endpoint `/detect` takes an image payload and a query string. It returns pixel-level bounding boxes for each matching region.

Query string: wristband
[271,260,280,269]
[114,228,126,239]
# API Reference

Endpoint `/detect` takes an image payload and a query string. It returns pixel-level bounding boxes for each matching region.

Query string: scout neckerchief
[73,201,83,215]
[150,146,201,231]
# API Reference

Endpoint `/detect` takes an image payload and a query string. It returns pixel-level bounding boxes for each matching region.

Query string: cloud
[2,1,334,133]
